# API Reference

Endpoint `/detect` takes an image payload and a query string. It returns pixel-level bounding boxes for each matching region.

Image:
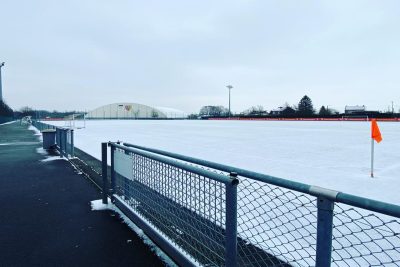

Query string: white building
[86,103,186,119]
[345,105,366,114]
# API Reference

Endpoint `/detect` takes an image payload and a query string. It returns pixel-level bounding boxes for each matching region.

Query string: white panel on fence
[114,149,133,180]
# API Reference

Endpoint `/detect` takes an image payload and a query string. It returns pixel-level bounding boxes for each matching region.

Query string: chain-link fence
[237,179,317,266]
[30,123,398,267]
[25,120,400,266]
[105,144,238,266]
[235,179,400,266]
[112,142,400,267]
[332,204,400,266]
[114,148,226,265]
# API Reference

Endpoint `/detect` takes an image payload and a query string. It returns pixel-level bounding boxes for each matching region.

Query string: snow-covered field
[48,120,400,205]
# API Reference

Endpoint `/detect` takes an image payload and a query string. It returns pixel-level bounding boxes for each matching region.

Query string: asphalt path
[0,122,164,266]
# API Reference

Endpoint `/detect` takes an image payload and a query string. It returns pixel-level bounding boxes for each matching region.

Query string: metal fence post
[110,145,116,202]
[64,130,68,157]
[59,129,63,158]
[225,172,239,267]
[70,129,74,157]
[102,142,108,204]
[62,129,66,157]
[64,129,68,157]
[315,197,334,267]
[56,128,59,149]
[66,130,70,156]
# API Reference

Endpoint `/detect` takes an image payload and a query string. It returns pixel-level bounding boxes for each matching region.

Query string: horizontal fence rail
[103,142,400,267]
[31,120,74,158]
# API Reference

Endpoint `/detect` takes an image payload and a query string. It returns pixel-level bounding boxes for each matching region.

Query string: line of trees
[13,106,82,119]
[197,95,341,118]
[199,105,229,117]
[2,104,100,121]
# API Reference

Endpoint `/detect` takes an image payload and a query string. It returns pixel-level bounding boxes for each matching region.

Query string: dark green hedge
[0,101,13,117]
[0,116,13,124]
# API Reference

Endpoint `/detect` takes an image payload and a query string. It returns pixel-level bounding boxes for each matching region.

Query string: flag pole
[371,138,374,178]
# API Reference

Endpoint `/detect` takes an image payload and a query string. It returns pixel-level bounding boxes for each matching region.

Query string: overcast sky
[1,0,399,113]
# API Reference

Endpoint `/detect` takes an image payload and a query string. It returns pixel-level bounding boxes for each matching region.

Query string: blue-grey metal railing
[103,142,238,266]
[121,143,400,216]
[31,120,74,158]
[102,141,400,267]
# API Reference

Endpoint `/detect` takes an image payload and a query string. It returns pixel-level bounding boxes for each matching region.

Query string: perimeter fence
[28,119,400,266]
[32,120,74,158]
[101,142,400,267]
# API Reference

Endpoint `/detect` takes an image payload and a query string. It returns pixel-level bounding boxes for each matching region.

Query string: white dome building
[86,103,186,119]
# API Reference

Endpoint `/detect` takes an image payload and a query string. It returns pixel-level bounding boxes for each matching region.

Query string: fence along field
[105,141,400,266]
[35,120,400,266]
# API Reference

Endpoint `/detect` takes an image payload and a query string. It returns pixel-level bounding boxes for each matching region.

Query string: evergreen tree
[319,105,327,116]
[297,95,315,116]
[319,105,332,116]
[282,106,296,116]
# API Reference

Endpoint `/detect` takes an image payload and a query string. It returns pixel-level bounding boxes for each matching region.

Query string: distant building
[271,107,285,115]
[345,105,366,114]
[86,103,186,119]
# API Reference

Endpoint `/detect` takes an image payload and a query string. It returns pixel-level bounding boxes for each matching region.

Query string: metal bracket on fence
[226,172,239,267]
[310,185,339,201]
[101,142,108,204]
[315,196,334,267]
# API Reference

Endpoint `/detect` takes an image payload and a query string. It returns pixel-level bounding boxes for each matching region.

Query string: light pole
[227,85,233,117]
[0,62,5,102]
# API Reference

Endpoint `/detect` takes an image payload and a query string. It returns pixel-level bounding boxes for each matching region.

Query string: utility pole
[0,62,5,102]
[227,85,233,117]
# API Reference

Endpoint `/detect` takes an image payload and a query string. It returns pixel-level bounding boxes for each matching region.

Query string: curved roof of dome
[87,103,186,119]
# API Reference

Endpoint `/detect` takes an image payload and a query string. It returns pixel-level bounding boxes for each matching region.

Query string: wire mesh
[107,144,400,267]
[237,179,317,267]
[134,156,318,266]
[113,148,228,266]
[332,204,400,266]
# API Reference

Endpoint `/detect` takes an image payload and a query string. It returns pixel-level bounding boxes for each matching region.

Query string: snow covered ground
[47,120,400,205]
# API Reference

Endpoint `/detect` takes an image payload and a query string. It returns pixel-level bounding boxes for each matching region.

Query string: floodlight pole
[0,62,5,102]
[227,85,233,117]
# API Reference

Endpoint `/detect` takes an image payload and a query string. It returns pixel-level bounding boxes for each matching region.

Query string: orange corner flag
[371,119,382,143]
